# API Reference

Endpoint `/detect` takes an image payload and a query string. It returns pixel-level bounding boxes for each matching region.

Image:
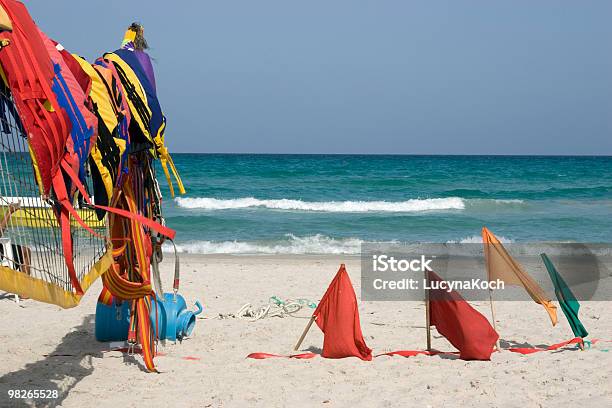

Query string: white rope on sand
[217,296,317,321]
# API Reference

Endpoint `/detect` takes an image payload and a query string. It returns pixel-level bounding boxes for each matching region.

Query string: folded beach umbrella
[312,264,372,360]
[482,227,558,325]
[427,270,499,360]
[541,254,588,339]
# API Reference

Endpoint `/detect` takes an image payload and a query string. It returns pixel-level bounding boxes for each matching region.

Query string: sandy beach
[0,254,610,408]
[0,1,609,407]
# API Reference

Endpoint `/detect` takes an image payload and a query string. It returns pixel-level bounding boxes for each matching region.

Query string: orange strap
[97,286,114,306]
[102,264,151,300]
[135,296,157,372]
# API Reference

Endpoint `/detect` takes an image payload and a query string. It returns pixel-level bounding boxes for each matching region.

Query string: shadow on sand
[0,313,145,407]
[500,338,580,354]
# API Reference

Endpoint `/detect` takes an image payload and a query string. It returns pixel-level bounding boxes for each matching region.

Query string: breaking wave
[174,197,467,212]
[447,235,515,244]
[164,234,363,255]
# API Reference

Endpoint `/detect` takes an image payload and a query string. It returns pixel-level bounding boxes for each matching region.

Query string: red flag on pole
[428,270,499,360]
[314,264,372,361]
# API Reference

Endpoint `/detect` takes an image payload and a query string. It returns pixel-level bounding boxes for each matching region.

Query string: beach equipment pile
[0,0,185,371]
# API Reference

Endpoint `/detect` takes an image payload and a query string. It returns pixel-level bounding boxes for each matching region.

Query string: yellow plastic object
[0,247,112,308]
[0,206,105,229]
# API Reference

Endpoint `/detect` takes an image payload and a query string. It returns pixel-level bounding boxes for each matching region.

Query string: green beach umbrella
[541,253,588,338]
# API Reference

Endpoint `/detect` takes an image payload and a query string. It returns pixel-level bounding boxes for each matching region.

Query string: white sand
[0,255,610,407]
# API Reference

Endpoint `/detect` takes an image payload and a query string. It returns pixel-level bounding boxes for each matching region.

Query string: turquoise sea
[156,155,612,254]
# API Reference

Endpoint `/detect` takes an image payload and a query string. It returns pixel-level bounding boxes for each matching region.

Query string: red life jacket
[0,0,98,294]
[39,30,98,191]
[0,0,69,193]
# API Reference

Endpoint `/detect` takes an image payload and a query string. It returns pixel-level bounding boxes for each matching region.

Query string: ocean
[156,155,612,254]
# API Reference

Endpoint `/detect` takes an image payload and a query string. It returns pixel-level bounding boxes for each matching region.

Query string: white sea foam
[163,235,612,256]
[464,198,526,208]
[163,234,363,255]
[447,235,515,244]
[492,199,525,204]
[174,196,466,212]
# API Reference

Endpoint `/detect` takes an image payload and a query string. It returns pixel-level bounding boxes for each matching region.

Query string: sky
[26,1,612,155]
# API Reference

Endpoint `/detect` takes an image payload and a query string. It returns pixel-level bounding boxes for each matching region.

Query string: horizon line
[168,152,612,157]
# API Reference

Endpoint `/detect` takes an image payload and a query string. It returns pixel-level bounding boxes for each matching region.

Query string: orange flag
[314,264,372,361]
[482,227,557,325]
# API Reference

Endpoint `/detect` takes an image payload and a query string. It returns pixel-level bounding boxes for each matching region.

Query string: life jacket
[39,29,97,191]
[94,57,131,173]
[0,0,103,295]
[56,47,91,97]
[0,64,24,135]
[103,50,184,196]
[72,54,131,219]
[0,2,10,31]
[103,52,152,152]
[0,0,69,194]
[113,49,163,146]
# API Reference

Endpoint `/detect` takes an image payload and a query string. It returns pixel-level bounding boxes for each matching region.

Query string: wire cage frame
[0,84,109,302]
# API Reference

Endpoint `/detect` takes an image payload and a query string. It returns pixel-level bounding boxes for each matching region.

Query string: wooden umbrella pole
[424,270,431,351]
[489,289,501,351]
[294,315,316,351]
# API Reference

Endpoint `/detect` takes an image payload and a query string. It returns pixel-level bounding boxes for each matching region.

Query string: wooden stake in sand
[424,269,431,351]
[294,315,317,351]
[488,289,501,351]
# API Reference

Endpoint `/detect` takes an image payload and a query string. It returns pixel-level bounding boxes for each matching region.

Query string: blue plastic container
[95,293,202,342]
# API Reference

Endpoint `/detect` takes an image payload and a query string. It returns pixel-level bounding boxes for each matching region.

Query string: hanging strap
[154,126,185,197]
[135,295,157,372]
[101,264,152,299]
[96,203,175,240]
[97,286,114,306]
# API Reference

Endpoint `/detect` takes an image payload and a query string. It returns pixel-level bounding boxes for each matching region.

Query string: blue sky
[27,1,612,154]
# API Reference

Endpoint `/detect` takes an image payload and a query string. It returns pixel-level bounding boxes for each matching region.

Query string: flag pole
[488,289,501,351]
[294,315,316,351]
[483,233,501,351]
[424,270,431,351]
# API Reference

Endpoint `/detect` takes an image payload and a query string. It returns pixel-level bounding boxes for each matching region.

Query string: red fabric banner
[427,270,499,360]
[313,264,372,361]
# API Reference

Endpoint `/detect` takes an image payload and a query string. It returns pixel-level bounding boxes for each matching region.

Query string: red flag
[428,270,499,360]
[314,264,372,361]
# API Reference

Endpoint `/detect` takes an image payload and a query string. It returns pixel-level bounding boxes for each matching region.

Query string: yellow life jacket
[103,51,184,196]
[72,54,128,217]
[103,52,153,149]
